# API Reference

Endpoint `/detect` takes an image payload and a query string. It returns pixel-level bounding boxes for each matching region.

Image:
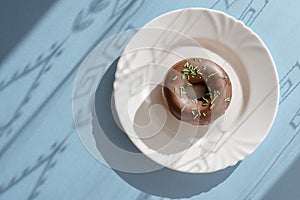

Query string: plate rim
[114,7,280,173]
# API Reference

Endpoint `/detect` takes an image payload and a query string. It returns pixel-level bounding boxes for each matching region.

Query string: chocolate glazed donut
[162,58,232,125]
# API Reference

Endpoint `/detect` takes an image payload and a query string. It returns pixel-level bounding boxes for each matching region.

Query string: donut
[162,58,232,125]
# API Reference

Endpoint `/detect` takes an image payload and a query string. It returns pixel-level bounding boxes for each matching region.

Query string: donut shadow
[94,58,239,199]
[133,84,209,155]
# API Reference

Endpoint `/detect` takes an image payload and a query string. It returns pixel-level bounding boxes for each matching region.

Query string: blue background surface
[1,0,300,199]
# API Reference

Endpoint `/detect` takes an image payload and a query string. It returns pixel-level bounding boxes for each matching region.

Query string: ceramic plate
[114,8,279,173]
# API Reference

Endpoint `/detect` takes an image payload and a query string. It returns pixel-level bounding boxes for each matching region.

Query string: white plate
[114,8,279,173]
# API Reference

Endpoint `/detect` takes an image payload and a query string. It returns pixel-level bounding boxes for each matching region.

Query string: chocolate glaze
[162,58,232,125]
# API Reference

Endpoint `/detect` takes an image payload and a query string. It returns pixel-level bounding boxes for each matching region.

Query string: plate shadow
[94,58,239,199]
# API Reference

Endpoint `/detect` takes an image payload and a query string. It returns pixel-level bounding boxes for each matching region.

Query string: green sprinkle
[202,103,208,106]
[172,76,178,81]
[174,87,177,93]
[197,109,201,116]
[187,82,193,86]
[196,70,202,75]
[208,73,217,78]
[211,91,220,104]
[182,68,189,73]
[179,87,186,98]
[193,114,199,119]
[224,75,229,79]
[210,103,215,110]
[203,64,208,70]
[191,107,197,110]
[193,98,198,104]
[182,74,185,80]
[187,75,190,80]
[202,112,206,117]
[194,66,199,70]
[192,75,195,78]
[211,97,217,104]
[206,73,217,82]
[208,87,211,92]
[205,92,212,97]
[216,91,220,96]
[181,105,185,112]
[184,61,189,67]
[189,64,194,70]
[202,97,209,103]
[224,97,231,102]
[192,111,196,115]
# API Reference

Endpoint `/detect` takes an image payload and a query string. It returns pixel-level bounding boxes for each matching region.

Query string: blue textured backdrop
[1,0,300,199]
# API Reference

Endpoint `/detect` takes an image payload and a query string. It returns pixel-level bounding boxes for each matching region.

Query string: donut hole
[185,83,209,102]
